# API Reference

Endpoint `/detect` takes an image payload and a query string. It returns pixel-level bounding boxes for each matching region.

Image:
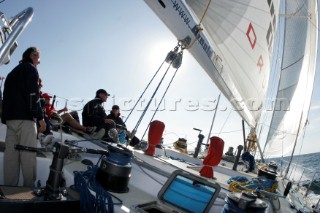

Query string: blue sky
[1,0,319,155]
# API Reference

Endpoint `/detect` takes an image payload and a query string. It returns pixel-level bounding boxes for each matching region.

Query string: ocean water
[265,152,320,205]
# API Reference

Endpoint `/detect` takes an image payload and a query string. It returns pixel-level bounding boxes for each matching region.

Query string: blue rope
[227,176,249,184]
[71,159,123,213]
[228,176,277,192]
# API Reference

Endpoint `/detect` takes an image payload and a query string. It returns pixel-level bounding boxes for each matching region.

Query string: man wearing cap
[106,105,126,127]
[106,105,140,146]
[82,89,115,139]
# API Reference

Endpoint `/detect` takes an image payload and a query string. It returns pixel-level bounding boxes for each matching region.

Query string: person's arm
[105,113,117,125]
[38,119,46,133]
[25,65,46,132]
[104,118,115,125]
[25,65,43,121]
[57,106,67,114]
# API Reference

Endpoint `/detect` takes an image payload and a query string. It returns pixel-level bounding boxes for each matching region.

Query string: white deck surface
[0,126,299,212]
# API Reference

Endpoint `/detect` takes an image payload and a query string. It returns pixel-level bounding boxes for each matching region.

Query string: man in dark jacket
[2,47,46,187]
[106,105,126,127]
[106,105,140,146]
[82,89,115,139]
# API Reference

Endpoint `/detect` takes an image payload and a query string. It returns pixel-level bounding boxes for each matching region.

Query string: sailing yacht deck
[0,129,301,212]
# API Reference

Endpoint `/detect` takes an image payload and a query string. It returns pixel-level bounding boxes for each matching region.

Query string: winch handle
[193,128,202,134]
[78,147,109,155]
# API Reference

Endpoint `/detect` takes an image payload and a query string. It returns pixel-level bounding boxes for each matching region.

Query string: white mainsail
[263,0,318,157]
[144,0,281,128]
[184,0,280,127]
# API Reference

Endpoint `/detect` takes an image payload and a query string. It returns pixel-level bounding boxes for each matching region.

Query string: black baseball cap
[95,89,110,97]
[112,105,120,110]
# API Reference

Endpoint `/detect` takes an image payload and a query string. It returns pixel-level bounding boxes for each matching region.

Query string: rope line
[70,157,123,213]
[184,0,212,49]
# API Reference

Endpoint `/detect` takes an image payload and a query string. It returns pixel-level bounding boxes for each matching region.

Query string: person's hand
[104,119,115,125]
[38,119,46,133]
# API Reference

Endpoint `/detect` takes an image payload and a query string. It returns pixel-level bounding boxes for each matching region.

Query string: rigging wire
[206,93,221,144]
[217,106,233,136]
[289,114,310,179]
[130,63,171,139]
[129,45,182,140]
[124,59,167,123]
[140,51,183,141]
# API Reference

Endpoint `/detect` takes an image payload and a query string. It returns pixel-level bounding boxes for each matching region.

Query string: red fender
[200,136,224,178]
[145,120,165,156]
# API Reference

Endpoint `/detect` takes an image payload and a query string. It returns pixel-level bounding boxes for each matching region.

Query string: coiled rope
[70,156,123,213]
[227,176,281,211]
[228,176,278,193]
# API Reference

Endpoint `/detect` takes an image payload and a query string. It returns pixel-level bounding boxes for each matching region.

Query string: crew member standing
[1,47,45,187]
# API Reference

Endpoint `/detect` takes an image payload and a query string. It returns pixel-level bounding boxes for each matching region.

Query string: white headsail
[263,0,318,157]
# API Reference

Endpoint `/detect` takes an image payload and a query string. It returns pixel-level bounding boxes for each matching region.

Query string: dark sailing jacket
[1,62,43,124]
[106,111,126,127]
[82,98,107,127]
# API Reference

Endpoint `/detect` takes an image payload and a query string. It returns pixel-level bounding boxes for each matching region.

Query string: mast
[242,120,246,151]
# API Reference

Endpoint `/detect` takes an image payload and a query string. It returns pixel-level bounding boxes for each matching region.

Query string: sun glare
[147,41,177,68]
